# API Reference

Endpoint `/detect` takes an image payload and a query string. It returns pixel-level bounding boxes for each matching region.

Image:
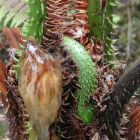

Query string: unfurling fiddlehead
[104,62,140,140]
[62,36,97,124]
[19,42,62,140]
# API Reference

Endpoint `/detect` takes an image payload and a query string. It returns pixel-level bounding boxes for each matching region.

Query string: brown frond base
[127,105,140,140]
[103,62,140,140]
[6,65,29,140]
[119,94,140,140]
[0,28,29,140]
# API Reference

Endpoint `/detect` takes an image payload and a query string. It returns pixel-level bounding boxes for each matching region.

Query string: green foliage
[0,122,8,139]
[62,36,97,124]
[0,124,5,138]
[88,0,102,39]
[0,0,27,30]
[22,0,44,43]
[26,122,37,140]
[88,0,117,62]
[14,46,24,79]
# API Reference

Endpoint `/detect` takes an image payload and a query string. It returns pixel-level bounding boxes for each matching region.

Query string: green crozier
[62,36,98,124]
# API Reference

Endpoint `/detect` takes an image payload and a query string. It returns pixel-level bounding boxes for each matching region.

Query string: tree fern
[1,0,139,140]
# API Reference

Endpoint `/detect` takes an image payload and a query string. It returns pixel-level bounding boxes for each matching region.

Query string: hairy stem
[104,61,140,140]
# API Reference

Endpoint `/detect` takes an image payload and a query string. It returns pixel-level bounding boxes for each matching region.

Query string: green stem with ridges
[62,36,98,124]
[22,0,43,43]
[88,0,117,62]
[104,0,117,61]
[88,0,102,39]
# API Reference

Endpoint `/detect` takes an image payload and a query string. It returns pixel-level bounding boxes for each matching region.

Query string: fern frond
[0,0,27,30]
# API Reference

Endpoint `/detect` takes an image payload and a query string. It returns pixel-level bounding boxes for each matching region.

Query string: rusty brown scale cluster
[103,62,140,140]
[127,105,140,140]
[119,100,140,140]
[1,70,29,140]
[6,64,29,140]
[43,0,89,39]
[0,28,29,140]
[42,0,103,63]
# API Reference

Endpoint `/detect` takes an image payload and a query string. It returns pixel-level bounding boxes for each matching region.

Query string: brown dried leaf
[2,27,19,49]
[10,28,26,45]
[0,59,7,95]
[127,106,140,140]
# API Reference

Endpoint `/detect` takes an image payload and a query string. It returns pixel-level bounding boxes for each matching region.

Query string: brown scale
[103,62,140,140]
[125,105,140,140]
[0,28,29,140]
[0,59,8,108]
[42,0,103,64]
[6,64,29,140]
[0,70,29,140]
